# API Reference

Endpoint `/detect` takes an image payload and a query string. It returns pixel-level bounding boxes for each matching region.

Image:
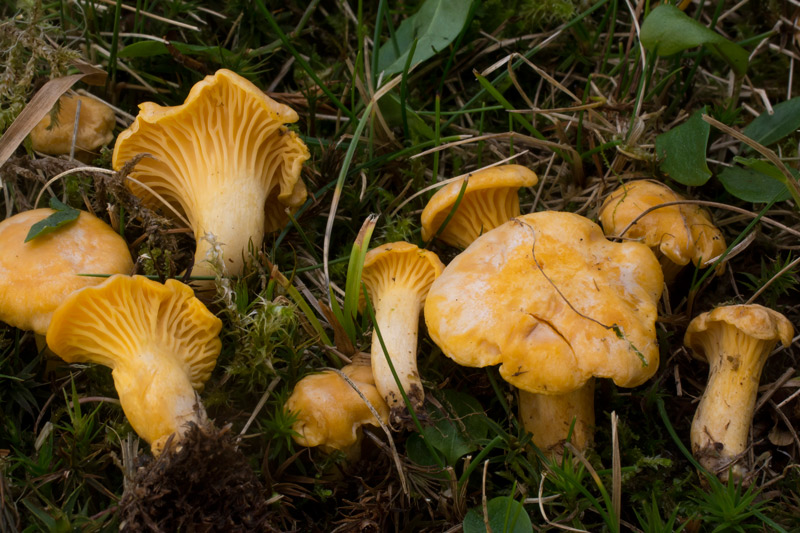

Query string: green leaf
[655,109,711,186]
[118,40,235,61]
[377,0,474,77]
[463,496,533,533]
[378,92,435,141]
[422,389,488,465]
[24,198,80,242]
[742,97,800,146]
[717,163,795,203]
[640,5,748,77]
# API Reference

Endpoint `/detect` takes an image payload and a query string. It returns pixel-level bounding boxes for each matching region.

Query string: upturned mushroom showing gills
[286,355,389,460]
[425,212,663,457]
[599,180,726,282]
[360,242,445,423]
[421,165,538,248]
[30,94,116,155]
[685,304,794,482]
[112,69,310,283]
[0,208,133,336]
[46,275,222,454]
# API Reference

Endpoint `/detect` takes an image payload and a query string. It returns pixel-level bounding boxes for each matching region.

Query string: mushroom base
[518,380,595,460]
[119,423,275,532]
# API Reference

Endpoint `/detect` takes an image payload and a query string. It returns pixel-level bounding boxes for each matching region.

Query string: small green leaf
[742,97,800,146]
[640,5,748,77]
[24,198,80,242]
[378,92,435,141]
[118,40,235,61]
[655,109,711,186]
[422,389,488,465]
[463,496,533,533]
[718,164,794,203]
[377,0,474,77]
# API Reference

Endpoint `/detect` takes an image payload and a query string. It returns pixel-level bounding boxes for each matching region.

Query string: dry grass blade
[0,71,105,167]
[611,412,621,533]
[537,472,589,533]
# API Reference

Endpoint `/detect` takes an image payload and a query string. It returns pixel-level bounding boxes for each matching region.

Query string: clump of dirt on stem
[119,424,275,532]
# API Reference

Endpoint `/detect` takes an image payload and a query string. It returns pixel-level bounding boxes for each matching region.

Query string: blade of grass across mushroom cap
[0,208,133,336]
[599,180,726,281]
[424,211,663,454]
[359,242,444,423]
[112,69,310,282]
[30,94,115,155]
[46,275,222,454]
[684,304,794,482]
[420,165,538,248]
[286,355,389,460]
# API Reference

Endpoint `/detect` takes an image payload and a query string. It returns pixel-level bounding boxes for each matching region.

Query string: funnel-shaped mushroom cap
[360,242,445,309]
[286,361,389,455]
[685,305,794,357]
[421,165,538,248]
[112,69,310,277]
[30,94,115,154]
[599,180,726,276]
[0,208,133,335]
[425,211,663,394]
[46,275,222,449]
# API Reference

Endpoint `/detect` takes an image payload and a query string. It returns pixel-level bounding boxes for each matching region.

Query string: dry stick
[611,412,621,533]
[746,254,800,305]
[754,367,796,415]
[481,459,491,533]
[237,376,281,439]
[702,114,800,206]
[328,366,408,495]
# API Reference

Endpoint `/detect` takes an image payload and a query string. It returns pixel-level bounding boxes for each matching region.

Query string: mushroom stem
[690,328,774,481]
[370,285,425,421]
[113,347,206,455]
[518,380,595,459]
[191,177,269,280]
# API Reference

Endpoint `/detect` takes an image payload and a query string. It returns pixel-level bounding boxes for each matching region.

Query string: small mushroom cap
[425,211,663,394]
[599,180,726,270]
[685,304,794,363]
[46,275,221,388]
[0,208,133,335]
[30,94,115,154]
[421,165,539,248]
[359,242,445,310]
[286,362,389,453]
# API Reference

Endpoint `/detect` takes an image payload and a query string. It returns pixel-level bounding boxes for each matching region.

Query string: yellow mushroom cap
[46,275,222,448]
[421,165,539,248]
[30,94,116,155]
[425,211,664,394]
[286,362,389,454]
[599,180,726,273]
[360,241,445,309]
[0,208,133,335]
[112,69,310,276]
[685,304,794,361]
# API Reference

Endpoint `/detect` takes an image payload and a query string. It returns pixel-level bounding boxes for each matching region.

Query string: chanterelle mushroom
[46,275,222,454]
[286,354,389,460]
[421,165,538,248]
[30,94,116,155]
[112,69,310,284]
[360,242,444,424]
[425,212,663,456]
[599,180,726,282]
[0,208,133,336]
[685,304,794,482]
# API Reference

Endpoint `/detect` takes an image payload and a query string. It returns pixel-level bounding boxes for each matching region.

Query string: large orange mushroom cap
[425,211,663,394]
[112,69,310,279]
[0,208,133,335]
[421,165,538,248]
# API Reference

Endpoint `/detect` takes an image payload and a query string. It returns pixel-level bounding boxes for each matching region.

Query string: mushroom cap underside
[424,211,663,394]
[421,165,539,244]
[685,304,794,363]
[45,275,222,389]
[0,208,133,335]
